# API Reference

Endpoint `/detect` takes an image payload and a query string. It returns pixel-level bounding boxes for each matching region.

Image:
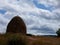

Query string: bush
[7,33,27,45]
[0,33,28,45]
[56,28,60,36]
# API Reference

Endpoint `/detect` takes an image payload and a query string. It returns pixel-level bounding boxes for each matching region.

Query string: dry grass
[0,33,60,45]
[28,36,60,45]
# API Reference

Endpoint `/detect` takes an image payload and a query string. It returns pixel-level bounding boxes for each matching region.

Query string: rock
[6,16,26,34]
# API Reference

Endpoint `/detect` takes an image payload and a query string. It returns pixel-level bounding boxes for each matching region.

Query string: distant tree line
[56,28,60,36]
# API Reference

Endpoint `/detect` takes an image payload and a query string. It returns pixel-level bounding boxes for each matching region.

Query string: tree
[56,28,60,36]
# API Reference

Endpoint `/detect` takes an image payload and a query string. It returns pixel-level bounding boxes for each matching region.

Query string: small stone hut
[6,16,26,34]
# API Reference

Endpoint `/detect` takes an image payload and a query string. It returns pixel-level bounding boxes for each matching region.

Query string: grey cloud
[30,25,56,34]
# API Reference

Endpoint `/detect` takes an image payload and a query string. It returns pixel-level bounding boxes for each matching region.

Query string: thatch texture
[6,16,26,34]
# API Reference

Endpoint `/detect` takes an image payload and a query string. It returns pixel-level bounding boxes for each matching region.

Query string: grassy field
[27,36,60,45]
[0,33,60,45]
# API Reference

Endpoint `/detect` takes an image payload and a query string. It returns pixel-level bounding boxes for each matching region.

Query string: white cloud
[37,0,59,8]
[0,0,60,35]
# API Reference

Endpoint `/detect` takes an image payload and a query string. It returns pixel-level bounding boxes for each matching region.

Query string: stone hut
[6,16,26,34]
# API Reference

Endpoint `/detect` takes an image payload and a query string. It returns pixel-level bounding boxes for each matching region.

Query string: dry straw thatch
[6,16,26,34]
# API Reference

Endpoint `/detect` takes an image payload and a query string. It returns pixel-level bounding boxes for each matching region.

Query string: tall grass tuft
[7,33,27,45]
[0,33,28,45]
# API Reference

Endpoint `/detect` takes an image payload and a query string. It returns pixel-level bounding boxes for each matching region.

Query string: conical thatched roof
[6,16,26,34]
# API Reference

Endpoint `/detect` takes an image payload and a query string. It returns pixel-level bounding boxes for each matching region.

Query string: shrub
[56,28,60,36]
[7,33,27,45]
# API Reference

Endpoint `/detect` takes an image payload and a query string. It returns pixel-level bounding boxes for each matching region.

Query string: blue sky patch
[0,9,6,14]
[33,0,53,11]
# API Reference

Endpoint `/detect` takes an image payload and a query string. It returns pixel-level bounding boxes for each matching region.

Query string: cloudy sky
[0,0,60,35]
